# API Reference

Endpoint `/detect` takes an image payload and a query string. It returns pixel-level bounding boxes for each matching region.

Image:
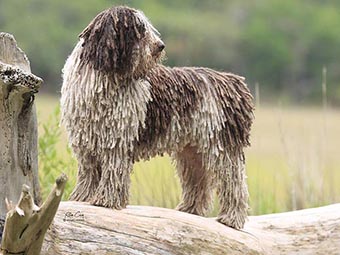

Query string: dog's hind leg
[91,151,132,209]
[174,145,215,216]
[69,149,101,202]
[216,154,249,229]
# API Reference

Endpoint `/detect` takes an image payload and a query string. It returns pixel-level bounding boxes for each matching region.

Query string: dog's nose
[158,42,165,51]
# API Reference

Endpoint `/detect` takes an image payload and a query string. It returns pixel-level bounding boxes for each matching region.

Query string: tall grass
[38,106,77,199]
[36,96,340,216]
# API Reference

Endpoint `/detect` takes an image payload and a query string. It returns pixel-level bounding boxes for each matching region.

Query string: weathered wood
[246,203,340,255]
[1,174,67,255]
[42,203,340,255]
[0,32,43,222]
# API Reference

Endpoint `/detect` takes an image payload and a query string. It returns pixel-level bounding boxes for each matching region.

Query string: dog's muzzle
[153,41,165,56]
[158,42,165,52]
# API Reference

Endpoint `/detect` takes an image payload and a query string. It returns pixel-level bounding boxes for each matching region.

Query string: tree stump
[0,32,42,223]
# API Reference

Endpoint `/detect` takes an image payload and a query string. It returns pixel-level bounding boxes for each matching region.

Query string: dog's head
[78,6,165,81]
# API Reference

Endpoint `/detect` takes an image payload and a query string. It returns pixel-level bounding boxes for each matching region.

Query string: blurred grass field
[36,94,340,216]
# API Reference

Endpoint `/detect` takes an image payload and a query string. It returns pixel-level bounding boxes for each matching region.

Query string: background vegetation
[1,0,340,103]
[1,1,339,215]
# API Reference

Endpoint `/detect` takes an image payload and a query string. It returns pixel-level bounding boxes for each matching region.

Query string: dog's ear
[79,6,146,78]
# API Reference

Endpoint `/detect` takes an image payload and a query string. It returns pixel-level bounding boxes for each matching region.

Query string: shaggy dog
[61,6,254,229]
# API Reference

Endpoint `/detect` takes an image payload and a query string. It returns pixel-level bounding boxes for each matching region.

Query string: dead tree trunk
[0,32,42,221]
[0,33,68,255]
[42,202,340,255]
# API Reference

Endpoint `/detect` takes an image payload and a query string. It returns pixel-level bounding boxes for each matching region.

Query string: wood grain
[43,202,340,255]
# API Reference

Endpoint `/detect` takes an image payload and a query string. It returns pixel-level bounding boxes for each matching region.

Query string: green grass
[36,95,340,216]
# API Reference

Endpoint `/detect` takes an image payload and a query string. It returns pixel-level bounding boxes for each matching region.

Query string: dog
[61,6,254,229]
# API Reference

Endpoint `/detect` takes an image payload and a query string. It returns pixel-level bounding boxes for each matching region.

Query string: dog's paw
[90,195,126,210]
[176,202,207,216]
[69,188,94,202]
[216,213,246,230]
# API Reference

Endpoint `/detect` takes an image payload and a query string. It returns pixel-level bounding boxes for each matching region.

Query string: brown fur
[136,66,253,159]
[175,145,214,216]
[79,6,162,82]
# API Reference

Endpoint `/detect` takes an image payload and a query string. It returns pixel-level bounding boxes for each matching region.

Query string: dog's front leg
[91,151,132,209]
[69,149,101,202]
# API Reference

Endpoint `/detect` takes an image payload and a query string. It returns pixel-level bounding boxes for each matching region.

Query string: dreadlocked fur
[78,6,163,82]
[61,5,254,229]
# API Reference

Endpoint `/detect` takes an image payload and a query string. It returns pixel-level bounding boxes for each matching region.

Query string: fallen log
[42,202,340,255]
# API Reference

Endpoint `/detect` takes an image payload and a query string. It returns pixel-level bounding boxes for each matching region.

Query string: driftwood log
[1,174,67,255]
[0,32,42,220]
[42,202,340,255]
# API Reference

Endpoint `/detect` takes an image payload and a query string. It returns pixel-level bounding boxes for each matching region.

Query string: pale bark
[42,203,340,255]
[0,32,42,220]
[1,174,67,255]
